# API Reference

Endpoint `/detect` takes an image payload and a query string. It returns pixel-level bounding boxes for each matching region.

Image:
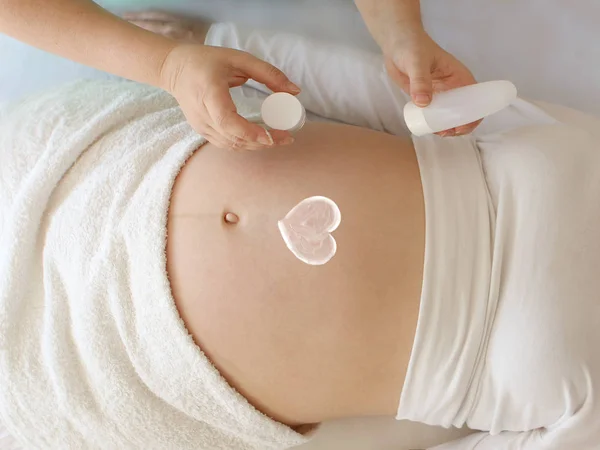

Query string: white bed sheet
[1,1,599,449]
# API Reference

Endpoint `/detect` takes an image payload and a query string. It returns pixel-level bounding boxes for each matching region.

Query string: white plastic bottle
[403,80,518,136]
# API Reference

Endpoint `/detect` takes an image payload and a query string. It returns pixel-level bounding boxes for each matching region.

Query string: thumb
[238,52,301,95]
[406,59,433,107]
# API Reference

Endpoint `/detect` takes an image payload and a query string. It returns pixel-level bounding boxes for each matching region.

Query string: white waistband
[397,135,497,428]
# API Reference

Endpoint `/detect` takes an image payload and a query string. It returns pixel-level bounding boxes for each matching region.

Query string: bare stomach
[166,122,424,426]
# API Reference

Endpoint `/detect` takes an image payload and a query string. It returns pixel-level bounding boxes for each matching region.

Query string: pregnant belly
[165,122,425,425]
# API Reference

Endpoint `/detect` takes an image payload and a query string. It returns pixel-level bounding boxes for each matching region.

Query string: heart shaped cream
[277,196,341,266]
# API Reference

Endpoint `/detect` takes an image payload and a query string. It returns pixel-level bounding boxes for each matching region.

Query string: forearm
[0,0,177,87]
[354,0,426,52]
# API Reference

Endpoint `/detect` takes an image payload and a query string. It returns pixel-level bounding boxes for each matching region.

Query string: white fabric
[401,99,600,449]
[399,134,496,428]
[0,427,19,450]
[0,80,307,450]
[466,112,600,449]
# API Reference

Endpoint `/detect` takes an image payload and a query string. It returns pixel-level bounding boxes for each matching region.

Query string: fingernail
[280,136,295,146]
[287,82,301,94]
[258,130,274,146]
[414,94,431,107]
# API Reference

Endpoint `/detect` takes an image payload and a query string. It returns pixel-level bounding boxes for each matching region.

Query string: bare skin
[129,11,426,428]
[166,122,425,427]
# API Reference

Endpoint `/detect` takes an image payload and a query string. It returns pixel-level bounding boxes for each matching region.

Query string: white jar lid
[403,102,435,136]
[261,92,306,132]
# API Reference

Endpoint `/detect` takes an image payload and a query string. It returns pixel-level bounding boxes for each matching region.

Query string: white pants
[207,23,600,450]
[402,122,600,450]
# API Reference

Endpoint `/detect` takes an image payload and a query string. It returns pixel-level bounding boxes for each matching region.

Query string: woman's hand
[384,32,480,136]
[159,44,300,150]
[355,0,480,136]
[124,11,300,150]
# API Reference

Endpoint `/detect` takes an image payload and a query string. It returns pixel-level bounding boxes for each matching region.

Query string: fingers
[197,126,232,150]
[184,97,263,150]
[204,83,274,144]
[404,57,433,107]
[165,44,298,151]
[200,82,294,150]
[267,129,295,146]
[435,129,456,138]
[435,119,482,138]
[196,122,266,151]
[455,119,482,135]
[187,112,235,150]
[237,52,301,95]
[386,56,433,106]
[385,58,410,93]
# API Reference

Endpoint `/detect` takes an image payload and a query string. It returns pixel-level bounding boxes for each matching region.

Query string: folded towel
[0,80,307,450]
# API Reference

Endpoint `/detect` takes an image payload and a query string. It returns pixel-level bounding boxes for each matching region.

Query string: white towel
[0,80,308,450]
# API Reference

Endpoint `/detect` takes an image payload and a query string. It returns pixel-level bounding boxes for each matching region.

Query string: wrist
[382,27,430,55]
[158,43,183,94]
[158,43,213,94]
[356,0,427,51]
[154,39,181,92]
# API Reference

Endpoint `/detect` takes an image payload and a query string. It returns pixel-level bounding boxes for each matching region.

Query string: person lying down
[1,19,600,450]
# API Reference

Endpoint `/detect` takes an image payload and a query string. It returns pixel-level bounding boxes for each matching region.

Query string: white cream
[277,196,341,266]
